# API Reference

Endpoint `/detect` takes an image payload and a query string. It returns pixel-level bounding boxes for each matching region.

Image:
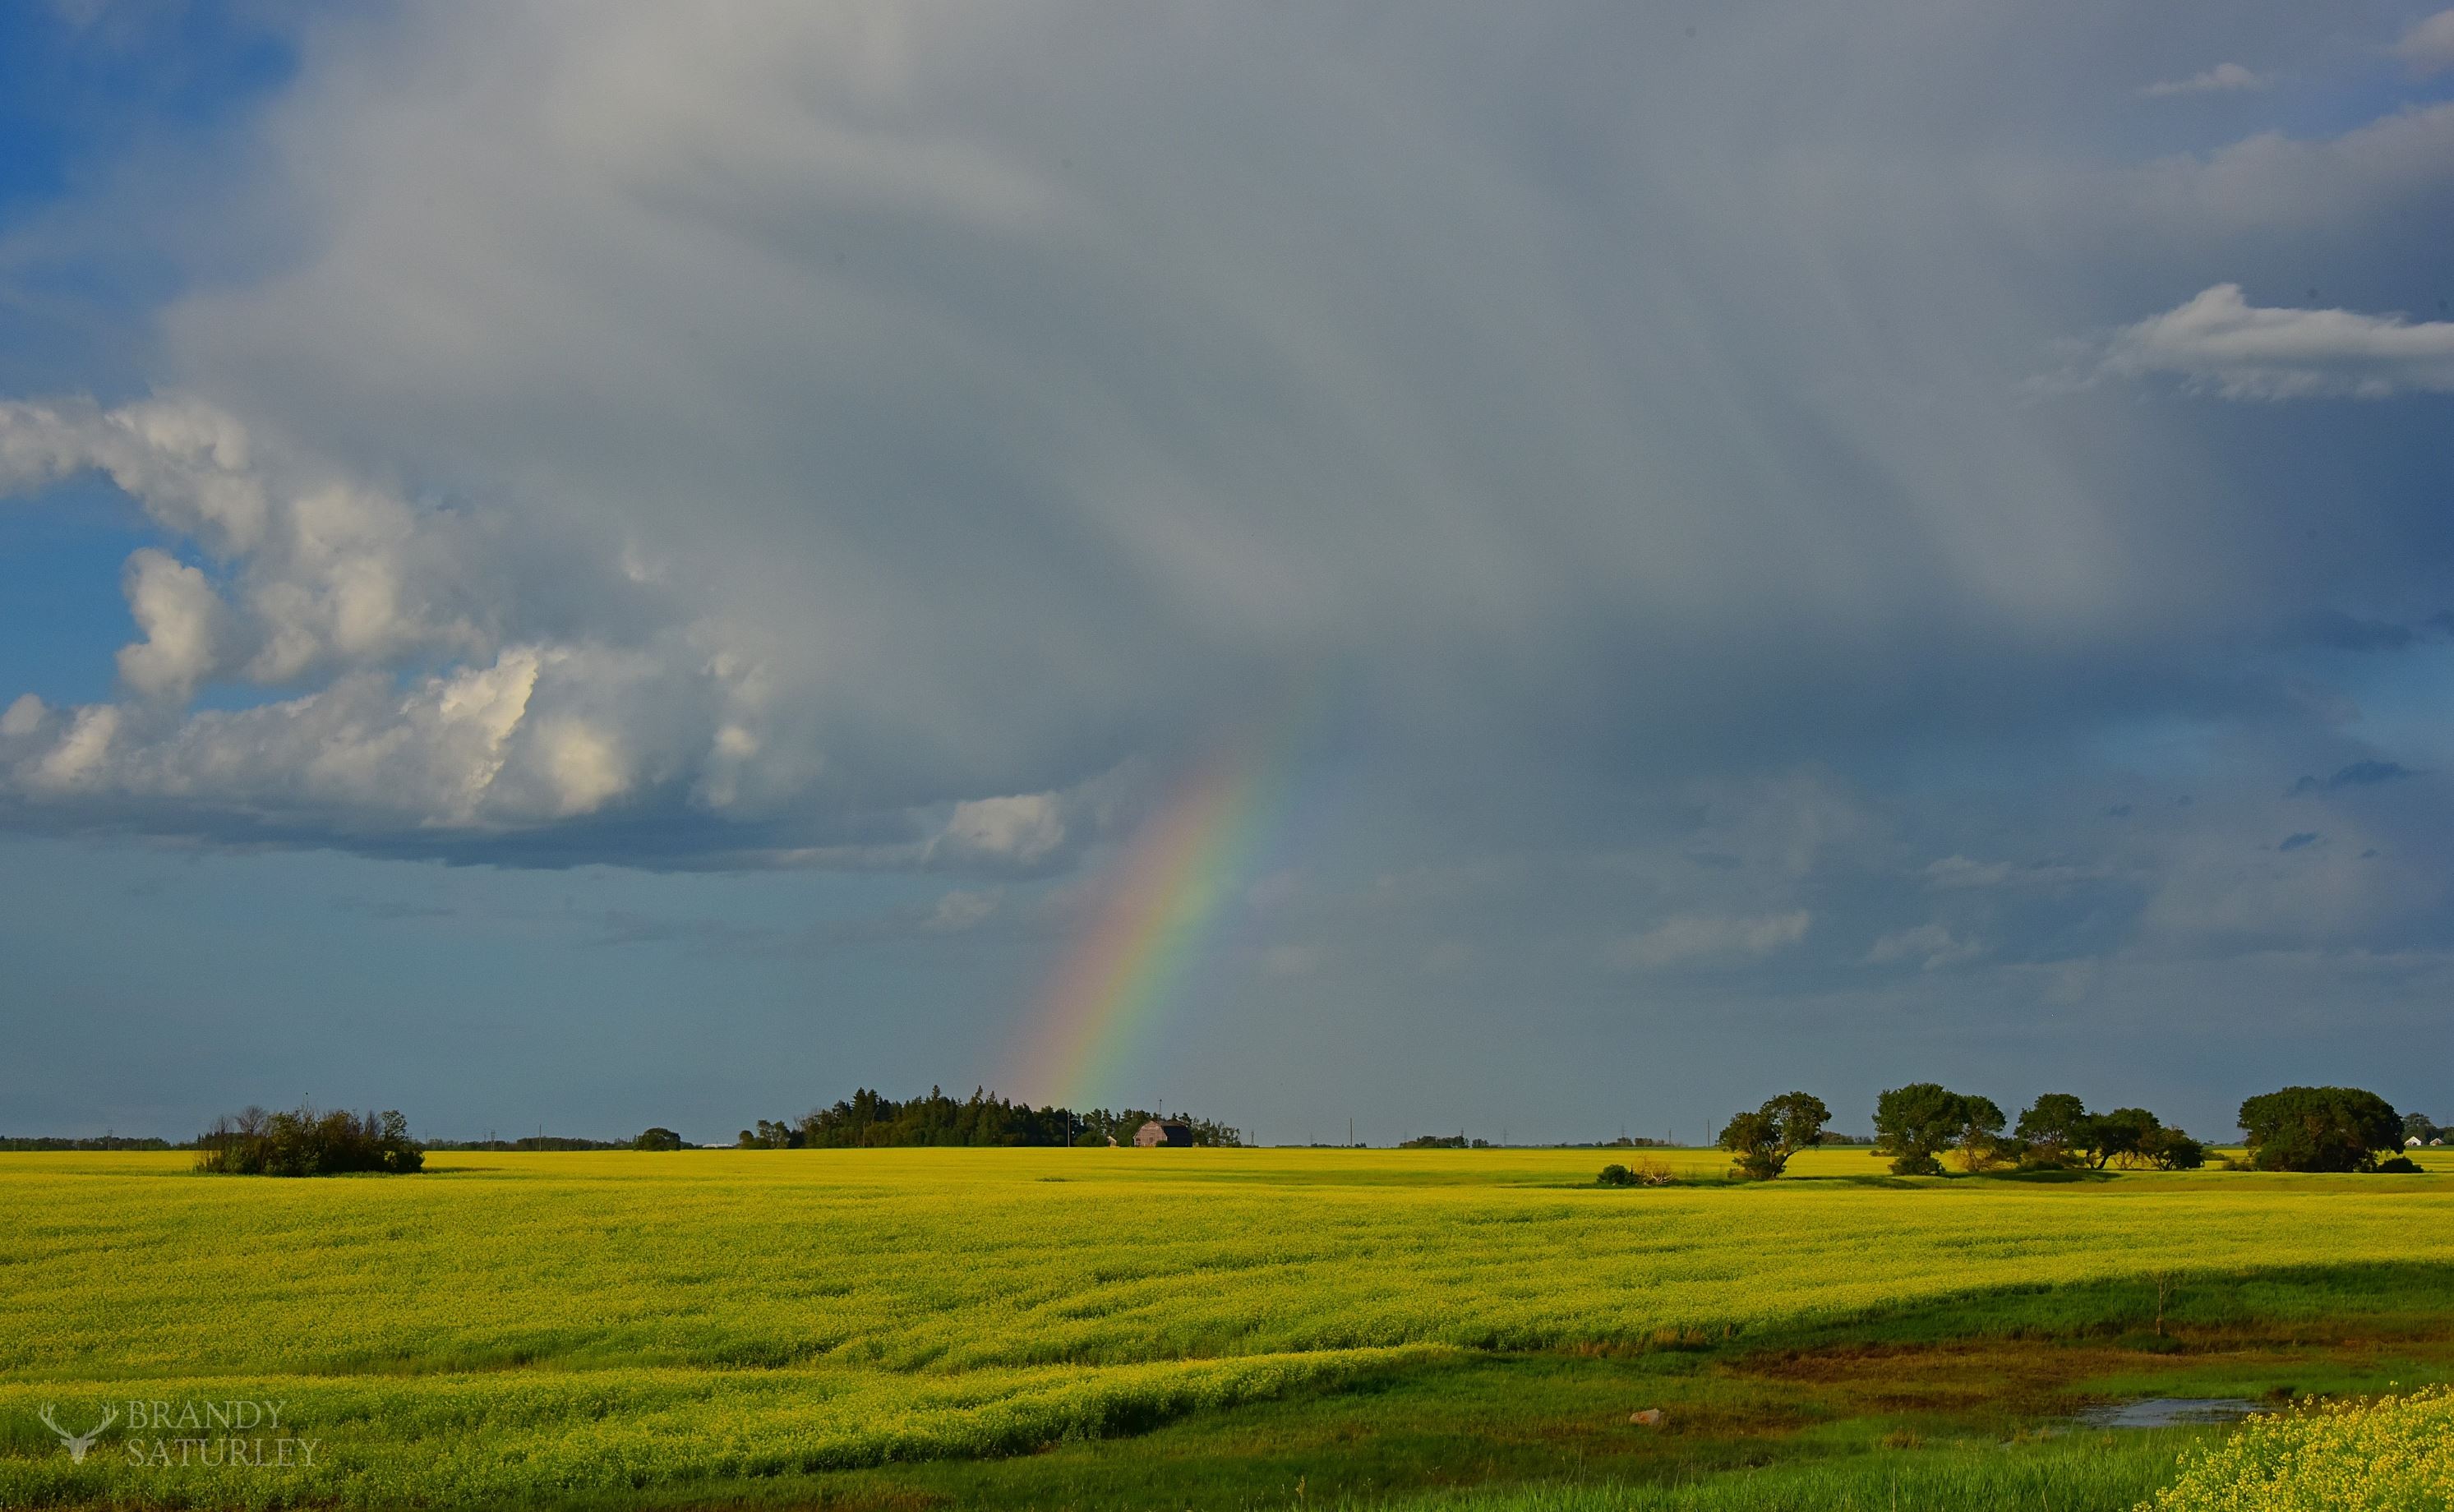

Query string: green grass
[2,1147,2451,1509]
[1381,1433,2193,1512]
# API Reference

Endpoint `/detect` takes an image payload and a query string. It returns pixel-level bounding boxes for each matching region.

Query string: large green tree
[2013,1093,2090,1165]
[1873,1083,1968,1176]
[2086,1107,2161,1169]
[1717,1091,1830,1180]
[2239,1086,2402,1173]
[1951,1095,2009,1173]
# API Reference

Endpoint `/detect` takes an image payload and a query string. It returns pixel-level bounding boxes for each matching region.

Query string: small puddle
[2075,1397,2260,1429]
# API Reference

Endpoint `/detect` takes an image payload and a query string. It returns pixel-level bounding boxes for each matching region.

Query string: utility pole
[1348,1116,1355,1148]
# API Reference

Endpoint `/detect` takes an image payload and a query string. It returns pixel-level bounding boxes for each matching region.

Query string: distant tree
[634,1127,684,1151]
[1951,1095,2009,1173]
[781,1089,1237,1150]
[2086,1108,2161,1169]
[736,1120,800,1149]
[196,1104,421,1176]
[2137,1125,2206,1171]
[1718,1092,1829,1180]
[1874,1083,1966,1176]
[1718,1112,1778,1179]
[2014,1093,2092,1167]
[2404,1111,2441,1146]
[2239,1086,2403,1173]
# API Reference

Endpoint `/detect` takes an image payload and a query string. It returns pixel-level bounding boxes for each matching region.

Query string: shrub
[1597,1157,1675,1187]
[2239,1086,2403,1173]
[2376,1155,2424,1174]
[196,1105,422,1176]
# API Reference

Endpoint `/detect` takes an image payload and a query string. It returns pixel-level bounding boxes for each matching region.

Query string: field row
[0,1352,1431,1509]
[8,1150,2452,1380]
[6,1150,2451,1508]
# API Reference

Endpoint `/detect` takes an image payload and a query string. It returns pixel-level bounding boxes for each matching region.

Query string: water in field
[2076,1396,2260,1428]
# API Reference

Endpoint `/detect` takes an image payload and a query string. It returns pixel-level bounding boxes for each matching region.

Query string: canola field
[3,1146,2452,1509]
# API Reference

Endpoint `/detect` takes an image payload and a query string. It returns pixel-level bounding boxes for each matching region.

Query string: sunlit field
[6,1147,2454,1510]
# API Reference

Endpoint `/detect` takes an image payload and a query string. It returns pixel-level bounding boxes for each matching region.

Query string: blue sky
[2,2,2452,1145]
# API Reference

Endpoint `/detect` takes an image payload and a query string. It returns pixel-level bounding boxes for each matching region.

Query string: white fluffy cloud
[2,648,611,823]
[0,395,503,686]
[2101,284,2454,399]
[115,549,229,699]
[936,794,1066,866]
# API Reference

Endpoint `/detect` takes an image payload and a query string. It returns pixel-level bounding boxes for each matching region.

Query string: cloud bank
[0,2,2447,906]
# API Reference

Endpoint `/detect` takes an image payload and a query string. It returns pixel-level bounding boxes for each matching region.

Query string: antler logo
[37,1403,118,1464]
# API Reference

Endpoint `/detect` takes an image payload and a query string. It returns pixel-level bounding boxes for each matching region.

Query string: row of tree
[735,1087,1244,1149]
[1870,1086,2205,1175]
[1716,1085,2419,1178]
[422,1135,634,1151]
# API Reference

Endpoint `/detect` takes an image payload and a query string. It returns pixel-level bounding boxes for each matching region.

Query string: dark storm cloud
[0,3,2449,1067]
[2290,760,2423,795]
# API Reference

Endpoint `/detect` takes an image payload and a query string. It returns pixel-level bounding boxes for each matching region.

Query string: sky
[2,2,2452,1146]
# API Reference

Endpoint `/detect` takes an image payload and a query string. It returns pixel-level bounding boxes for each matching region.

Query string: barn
[1134,1118,1193,1148]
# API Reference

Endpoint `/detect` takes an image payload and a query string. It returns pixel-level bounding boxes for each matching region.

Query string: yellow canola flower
[2150,1385,2454,1512]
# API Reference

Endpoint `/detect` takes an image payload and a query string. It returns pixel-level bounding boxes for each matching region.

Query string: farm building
[1134,1118,1193,1148]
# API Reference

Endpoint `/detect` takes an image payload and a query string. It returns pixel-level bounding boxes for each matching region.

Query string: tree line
[733,1086,1244,1149]
[195,1104,423,1176]
[1709,1084,2421,1180]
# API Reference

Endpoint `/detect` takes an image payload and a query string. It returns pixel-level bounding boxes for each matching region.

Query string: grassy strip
[0,1350,1431,1510]
[1377,1430,2190,1512]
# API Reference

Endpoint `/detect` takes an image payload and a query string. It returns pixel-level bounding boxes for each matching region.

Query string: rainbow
[1013,693,1324,1112]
